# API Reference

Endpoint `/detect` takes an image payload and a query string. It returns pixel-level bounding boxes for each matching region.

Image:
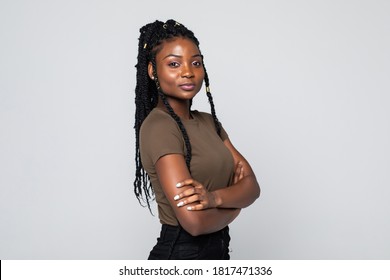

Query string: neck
[157,98,192,120]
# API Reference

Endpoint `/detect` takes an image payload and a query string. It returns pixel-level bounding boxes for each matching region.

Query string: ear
[148,62,154,80]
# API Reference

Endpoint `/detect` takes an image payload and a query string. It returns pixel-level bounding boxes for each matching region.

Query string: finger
[233,162,242,184]
[193,184,206,194]
[173,187,197,201]
[176,178,198,188]
[239,165,244,180]
[176,194,202,207]
[233,167,239,184]
[186,203,205,211]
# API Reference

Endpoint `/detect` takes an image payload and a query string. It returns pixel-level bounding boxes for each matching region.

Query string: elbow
[186,227,203,237]
[183,221,205,237]
[255,183,261,199]
[248,175,261,200]
[246,182,260,207]
[248,176,261,201]
[178,216,206,237]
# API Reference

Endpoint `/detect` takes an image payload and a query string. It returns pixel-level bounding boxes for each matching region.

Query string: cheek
[158,70,177,86]
[197,69,205,83]
[200,71,205,81]
[198,66,205,78]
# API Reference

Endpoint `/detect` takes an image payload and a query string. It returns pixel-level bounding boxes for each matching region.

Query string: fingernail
[177,201,184,207]
[187,206,192,210]
[176,183,181,187]
[174,195,180,200]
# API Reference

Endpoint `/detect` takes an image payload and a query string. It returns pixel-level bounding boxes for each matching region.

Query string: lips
[179,83,196,91]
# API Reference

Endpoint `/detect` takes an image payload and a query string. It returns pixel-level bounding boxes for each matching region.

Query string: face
[149,37,205,103]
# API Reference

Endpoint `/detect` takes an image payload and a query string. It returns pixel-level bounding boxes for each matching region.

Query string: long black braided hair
[134,19,222,211]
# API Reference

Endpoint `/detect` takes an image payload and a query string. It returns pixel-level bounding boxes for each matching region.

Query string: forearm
[155,154,242,236]
[213,175,260,209]
[179,207,240,236]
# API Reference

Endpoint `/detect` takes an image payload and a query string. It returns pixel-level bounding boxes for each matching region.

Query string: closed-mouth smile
[179,83,196,91]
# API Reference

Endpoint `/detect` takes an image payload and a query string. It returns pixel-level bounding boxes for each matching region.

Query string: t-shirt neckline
[154,107,198,124]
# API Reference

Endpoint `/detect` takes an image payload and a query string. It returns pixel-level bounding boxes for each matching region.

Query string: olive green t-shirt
[140,108,234,225]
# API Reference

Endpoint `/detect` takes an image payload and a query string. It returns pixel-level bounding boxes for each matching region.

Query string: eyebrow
[162,54,202,60]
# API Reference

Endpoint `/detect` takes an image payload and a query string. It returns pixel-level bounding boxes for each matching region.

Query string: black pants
[148,224,231,260]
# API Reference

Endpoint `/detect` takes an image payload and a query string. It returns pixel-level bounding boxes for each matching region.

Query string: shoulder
[140,108,185,164]
[142,108,176,127]
[192,110,222,129]
[140,108,184,149]
[192,110,214,125]
[140,108,179,136]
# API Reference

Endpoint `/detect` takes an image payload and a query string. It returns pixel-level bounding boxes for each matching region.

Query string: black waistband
[161,224,229,238]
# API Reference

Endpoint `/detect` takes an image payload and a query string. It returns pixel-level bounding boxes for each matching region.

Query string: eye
[168,61,180,67]
[192,61,202,67]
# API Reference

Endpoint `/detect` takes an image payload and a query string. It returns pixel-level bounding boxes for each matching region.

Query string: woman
[134,19,260,259]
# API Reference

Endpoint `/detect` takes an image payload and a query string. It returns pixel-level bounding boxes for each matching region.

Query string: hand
[173,179,217,211]
[233,161,244,184]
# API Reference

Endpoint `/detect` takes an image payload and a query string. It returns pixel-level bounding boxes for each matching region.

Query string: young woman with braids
[134,19,260,259]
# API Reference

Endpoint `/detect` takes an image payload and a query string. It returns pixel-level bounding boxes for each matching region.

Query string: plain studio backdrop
[0,0,389,259]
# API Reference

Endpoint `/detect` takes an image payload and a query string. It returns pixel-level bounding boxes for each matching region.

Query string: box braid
[134,19,221,210]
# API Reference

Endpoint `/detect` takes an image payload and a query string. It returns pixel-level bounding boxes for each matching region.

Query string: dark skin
[148,37,260,236]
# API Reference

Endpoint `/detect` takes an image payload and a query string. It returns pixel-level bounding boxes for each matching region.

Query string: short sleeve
[140,110,184,166]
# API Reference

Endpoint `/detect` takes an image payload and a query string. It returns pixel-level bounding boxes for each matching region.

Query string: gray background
[1,0,389,259]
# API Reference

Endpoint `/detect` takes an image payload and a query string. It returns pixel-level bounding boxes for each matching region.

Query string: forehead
[155,37,200,58]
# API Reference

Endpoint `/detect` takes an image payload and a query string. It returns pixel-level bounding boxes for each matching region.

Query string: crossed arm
[155,138,260,236]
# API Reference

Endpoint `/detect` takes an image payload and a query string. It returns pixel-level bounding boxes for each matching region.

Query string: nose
[181,63,194,78]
